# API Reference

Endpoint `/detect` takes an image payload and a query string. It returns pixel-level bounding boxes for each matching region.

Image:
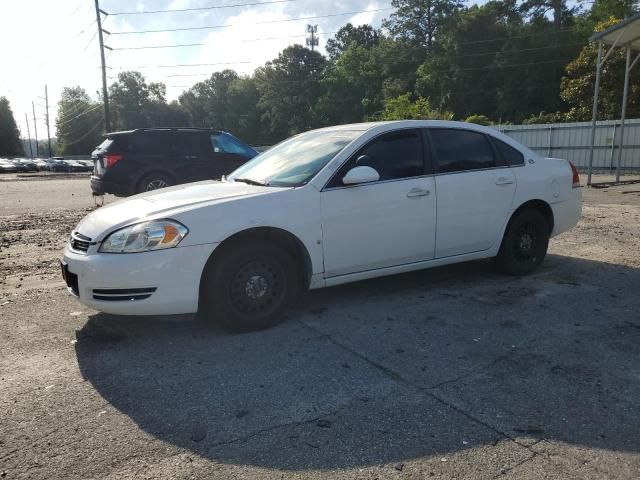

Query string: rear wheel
[200,241,300,332]
[495,209,550,276]
[138,173,173,193]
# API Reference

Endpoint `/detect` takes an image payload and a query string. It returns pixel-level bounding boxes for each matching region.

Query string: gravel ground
[1,175,639,479]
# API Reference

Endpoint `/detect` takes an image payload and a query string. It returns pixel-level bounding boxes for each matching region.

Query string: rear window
[95,138,114,152]
[492,138,525,166]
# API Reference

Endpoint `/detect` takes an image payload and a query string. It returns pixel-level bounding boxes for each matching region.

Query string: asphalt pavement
[1,176,639,479]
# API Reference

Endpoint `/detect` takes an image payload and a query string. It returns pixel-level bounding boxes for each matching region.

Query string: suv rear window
[121,133,175,155]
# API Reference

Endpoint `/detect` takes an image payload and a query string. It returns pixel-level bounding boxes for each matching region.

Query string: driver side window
[327,129,424,188]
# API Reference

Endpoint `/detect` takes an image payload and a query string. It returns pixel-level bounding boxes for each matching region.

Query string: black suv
[90,128,258,196]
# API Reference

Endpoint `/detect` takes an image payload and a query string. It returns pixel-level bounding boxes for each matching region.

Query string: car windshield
[227,129,360,187]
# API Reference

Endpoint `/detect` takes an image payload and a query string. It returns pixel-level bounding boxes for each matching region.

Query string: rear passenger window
[492,138,525,166]
[126,133,175,155]
[430,129,496,173]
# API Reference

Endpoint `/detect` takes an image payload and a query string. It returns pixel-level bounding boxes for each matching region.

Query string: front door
[321,129,436,278]
[177,132,216,182]
[428,128,517,258]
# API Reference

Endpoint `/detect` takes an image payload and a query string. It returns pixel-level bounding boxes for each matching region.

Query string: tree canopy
[0,96,22,157]
[53,0,640,151]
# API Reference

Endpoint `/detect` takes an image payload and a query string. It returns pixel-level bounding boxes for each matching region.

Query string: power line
[82,29,99,53]
[111,43,205,50]
[107,0,298,16]
[108,39,582,71]
[446,42,585,60]
[452,26,576,47]
[107,7,392,36]
[62,122,103,146]
[113,61,254,70]
[257,8,391,24]
[110,25,228,35]
[454,57,575,72]
[56,104,103,128]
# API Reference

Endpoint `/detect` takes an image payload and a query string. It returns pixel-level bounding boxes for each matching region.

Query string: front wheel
[495,209,550,276]
[200,241,300,332]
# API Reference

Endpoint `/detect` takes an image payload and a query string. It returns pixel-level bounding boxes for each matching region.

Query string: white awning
[590,12,640,51]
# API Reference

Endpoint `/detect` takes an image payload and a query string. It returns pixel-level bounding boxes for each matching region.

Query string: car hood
[75,180,278,241]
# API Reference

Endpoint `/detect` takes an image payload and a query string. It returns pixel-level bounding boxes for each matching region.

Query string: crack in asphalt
[297,319,544,455]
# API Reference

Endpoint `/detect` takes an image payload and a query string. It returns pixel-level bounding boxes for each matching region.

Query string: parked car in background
[0,159,18,173]
[46,158,72,172]
[11,159,38,172]
[90,128,258,196]
[64,160,90,172]
[76,160,94,172]
[63,120,582,332]
[33,159,49,171]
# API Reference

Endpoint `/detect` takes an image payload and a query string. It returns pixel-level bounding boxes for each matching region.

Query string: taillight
[569,161,580,188]
[104,154,123,169]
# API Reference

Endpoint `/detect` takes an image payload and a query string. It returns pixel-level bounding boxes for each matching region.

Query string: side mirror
[342,165,380,185]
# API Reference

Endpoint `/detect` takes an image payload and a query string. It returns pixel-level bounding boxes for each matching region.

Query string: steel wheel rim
[229,259,285,316]
[514,223,539,262]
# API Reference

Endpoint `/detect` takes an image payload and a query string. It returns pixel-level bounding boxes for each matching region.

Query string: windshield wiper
[233,177,269,186]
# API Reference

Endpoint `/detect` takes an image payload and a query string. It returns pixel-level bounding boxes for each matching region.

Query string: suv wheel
[138,173,173,193]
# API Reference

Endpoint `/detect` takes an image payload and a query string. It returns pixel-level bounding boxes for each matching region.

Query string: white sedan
[61,120,582,331]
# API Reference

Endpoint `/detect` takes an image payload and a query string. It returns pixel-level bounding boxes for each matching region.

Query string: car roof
[105,127,224,137]
[315,120,500,133]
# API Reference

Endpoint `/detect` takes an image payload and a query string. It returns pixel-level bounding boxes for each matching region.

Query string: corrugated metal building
[494,119,640,172]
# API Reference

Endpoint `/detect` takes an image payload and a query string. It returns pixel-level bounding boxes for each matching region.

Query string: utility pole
[24,114,33,158]
[95,0,110,131]
[32,101,39,158]
[306,24,318,51]
[44,85,52,158]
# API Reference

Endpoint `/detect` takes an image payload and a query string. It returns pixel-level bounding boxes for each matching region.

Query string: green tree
[108,71,185,130]
[0,96,22,157]
[561,18,640,121]
[465,114,492,125]
[416,0,583,122]
[55,87,103,155]
[588,0,637,23]
[318,44,384,125]
[179,70,240,129]
[379,93,453,120]
[255,45,327,141]
[227,77,264,144]
[520,0,575,29]
[384,0,463,49]
[325,23,381,61]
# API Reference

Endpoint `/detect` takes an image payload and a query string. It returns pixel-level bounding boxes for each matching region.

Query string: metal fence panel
[494,119,640,172]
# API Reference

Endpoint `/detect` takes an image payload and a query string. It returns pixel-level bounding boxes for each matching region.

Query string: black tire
[200,241,300,332]
[495,209,550,276]
[137,173,173,193]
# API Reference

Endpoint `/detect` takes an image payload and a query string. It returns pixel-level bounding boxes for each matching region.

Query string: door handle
[407,188,430,198]
[184,155,197,160]
[495,177,514,185]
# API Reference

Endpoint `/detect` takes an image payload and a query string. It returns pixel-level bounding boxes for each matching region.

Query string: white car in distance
[61,120,582,332]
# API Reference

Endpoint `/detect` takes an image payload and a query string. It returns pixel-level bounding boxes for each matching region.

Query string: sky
[0,0,392,141]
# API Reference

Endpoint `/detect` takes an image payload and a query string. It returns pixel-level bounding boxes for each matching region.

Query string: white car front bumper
[61,242,218,315]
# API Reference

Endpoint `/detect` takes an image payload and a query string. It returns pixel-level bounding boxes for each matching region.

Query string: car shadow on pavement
[74,254,640,471]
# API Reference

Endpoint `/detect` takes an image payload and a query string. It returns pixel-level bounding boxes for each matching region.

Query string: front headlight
[99,220,188,253]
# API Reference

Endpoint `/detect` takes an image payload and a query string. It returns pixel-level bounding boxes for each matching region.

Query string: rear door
[428,128,517,258]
